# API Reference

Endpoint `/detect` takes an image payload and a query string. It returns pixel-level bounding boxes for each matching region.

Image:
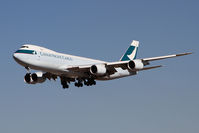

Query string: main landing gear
[61,79,69,89]
[61,77,97,89]
[74,78,96,88]
[84,78,96,86]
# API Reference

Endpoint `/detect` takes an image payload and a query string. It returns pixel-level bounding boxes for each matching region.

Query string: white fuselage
[13,44,136,80]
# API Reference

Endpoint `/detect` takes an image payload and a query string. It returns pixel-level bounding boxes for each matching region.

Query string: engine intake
[90,64,107,76]
[128,60,144,71]
[24,73,31,83]
[24,72,46,84]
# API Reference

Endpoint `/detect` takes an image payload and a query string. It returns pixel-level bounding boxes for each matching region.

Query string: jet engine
[24,73,32,83]
[90,64,107,76]
[24,72,46,84]
[127,59,144,71]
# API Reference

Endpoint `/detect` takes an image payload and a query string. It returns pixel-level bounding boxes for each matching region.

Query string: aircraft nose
[13,53,18,60]
[13,52,21,62]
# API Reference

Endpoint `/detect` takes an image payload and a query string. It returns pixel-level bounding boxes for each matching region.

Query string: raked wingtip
[176,52,193,56]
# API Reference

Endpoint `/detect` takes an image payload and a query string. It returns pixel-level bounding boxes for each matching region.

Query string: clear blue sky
[0,0,198,133]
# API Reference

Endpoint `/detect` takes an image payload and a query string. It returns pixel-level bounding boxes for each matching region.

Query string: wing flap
[66,66,90,72]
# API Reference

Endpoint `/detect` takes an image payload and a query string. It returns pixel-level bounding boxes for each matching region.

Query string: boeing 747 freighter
[13,40,191,89]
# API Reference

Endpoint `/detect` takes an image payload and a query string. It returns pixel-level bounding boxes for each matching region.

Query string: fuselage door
[33,50,40,61]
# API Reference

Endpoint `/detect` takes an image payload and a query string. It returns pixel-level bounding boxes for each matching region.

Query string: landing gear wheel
[74,78,84,88]
[74,82,83,87]
[84,78,96,86]
[79,83,83,87]
[61,80,69,89]
[93,81,96,85]
[75,82,78,87]
[63,84,69,89]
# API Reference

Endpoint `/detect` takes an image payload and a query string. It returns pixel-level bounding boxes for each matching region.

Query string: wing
[65,52,192,75]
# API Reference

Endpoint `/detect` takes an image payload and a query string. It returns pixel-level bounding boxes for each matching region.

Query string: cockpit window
[20,46,29,48]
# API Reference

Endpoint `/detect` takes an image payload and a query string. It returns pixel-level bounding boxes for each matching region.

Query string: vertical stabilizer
[120,40,139,61]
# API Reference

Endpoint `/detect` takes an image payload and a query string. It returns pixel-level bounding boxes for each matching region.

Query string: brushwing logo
[127,47,137,60]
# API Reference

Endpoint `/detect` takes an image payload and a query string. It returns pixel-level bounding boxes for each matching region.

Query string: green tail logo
[120,40,139,61]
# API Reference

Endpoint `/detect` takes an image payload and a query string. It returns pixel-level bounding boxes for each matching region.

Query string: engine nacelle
[24,72,46,84]
[90,64,107,76]
[31,72,46,83]
[127,59,144,71]
[24,73,32,83]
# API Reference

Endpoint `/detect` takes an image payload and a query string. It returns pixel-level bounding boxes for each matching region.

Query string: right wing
[65,52,192,75]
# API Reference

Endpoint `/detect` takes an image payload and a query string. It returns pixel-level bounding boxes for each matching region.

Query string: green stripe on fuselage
[15,50,35,54]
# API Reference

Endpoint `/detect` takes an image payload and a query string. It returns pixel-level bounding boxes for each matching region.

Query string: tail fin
[120,40,139,61]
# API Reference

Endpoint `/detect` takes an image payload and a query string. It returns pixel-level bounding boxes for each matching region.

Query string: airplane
[13,40,192,89]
